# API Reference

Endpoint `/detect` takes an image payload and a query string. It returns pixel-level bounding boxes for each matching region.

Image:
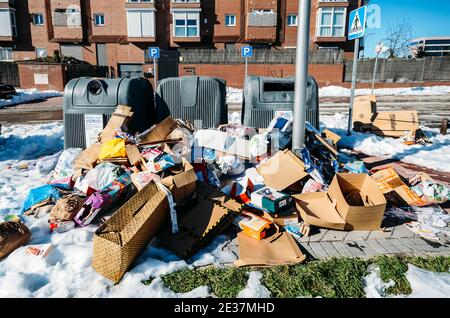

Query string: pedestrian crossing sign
[348,6,367,40]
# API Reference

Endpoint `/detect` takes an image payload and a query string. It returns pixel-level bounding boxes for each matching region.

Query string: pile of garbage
[2,104,449,283]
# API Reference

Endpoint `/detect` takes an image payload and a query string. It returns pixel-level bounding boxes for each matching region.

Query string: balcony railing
[53,10,82,27]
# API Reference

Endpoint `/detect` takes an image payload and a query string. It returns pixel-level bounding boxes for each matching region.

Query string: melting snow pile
[364,264,450,298]
[321,113,450,172]
[0,89,62,108]
[319,85,450,97]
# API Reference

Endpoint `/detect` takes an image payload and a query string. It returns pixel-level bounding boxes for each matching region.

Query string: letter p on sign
[149,47,160,59]
[242,46,253,58]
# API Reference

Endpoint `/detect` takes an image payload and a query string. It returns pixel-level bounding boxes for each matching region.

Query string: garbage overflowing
[2,102,449,284]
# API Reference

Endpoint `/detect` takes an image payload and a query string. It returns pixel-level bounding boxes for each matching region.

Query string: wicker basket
[92,182,168,283]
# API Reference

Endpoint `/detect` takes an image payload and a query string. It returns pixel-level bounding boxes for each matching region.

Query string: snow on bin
[242,76,320,129]
[63,77,156,149]
[155,76,227,128]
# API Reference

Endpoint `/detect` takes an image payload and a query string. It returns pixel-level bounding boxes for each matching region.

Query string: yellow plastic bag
[98,138,126,160]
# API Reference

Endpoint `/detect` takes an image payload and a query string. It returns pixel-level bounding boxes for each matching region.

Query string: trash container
[63,77,156,149]
[242,76,320,129]
[155,76,227,128]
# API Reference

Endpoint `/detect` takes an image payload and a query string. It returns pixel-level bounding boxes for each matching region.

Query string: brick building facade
[0,0,362,78]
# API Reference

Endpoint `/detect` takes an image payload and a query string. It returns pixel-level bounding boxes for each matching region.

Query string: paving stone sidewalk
[221,224,450,264]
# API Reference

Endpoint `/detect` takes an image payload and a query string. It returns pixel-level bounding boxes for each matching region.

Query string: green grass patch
[154,255,450,298]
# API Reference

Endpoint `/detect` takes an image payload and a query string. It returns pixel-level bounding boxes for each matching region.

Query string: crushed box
[257,150,308,191]
[328,173,387,230]
[371,111,420,137]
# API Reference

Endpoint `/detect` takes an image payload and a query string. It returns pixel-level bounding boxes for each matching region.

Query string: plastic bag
[75,162,124,193]
[51,148,82,180]
[36,151,62,175]
[217,155,245,176]
[98,138,126,160]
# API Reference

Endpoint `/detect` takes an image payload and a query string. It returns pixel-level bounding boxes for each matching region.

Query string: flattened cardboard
[195,129,252,159]
[161,159,197,203]
[100,105,134,142]
[126,144,143,166]
[74,142,102,171]
[371,168,426,206]
[352,95,377,129]
[235,232,306,267]
[257,150,308,191]
[140,116,177,144]
[293,192,346,230]
[322,129,341,149]
[371,111,420,137]
[158,183,241,259]
[328,173,387,231]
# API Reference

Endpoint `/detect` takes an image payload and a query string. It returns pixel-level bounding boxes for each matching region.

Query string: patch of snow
[319,85,450,97]
[0,89,62,108]
[321,113,450,172]
[364,265,395,298]
[237,272,271,298]
[364,264,450,298]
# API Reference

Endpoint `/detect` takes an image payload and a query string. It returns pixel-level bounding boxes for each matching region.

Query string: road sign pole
[153,57,157,89]
[245,56,248,81]
[347,37,360,136]
[371,52,379,94]
[292,0,311,153]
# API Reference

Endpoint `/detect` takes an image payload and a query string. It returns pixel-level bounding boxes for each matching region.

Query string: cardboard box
[250,186,293,214]
[371,168,426,206]
[234,211,272,241]
[235,232,306,267]
[161,158,197,204]
[371,111,420,137]
[322,129,341,150]
[293,192,346,230]
[328,173,387,230]
[257,150,308,191]
[263,209,299,227]
[126,144,143,166]
[158,183,242,259]
[100,105,134,142]
[92,182,168,283]
[194,129,252,159]
[74,142,102,171]
[140,116,178,144]
[352,95,377,131]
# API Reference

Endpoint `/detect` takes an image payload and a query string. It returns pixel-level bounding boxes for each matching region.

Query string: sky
[362,0,450,58]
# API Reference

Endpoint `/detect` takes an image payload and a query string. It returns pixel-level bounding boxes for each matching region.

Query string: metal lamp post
[292,0,311,154]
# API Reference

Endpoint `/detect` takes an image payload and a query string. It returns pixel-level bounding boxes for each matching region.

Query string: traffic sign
[242,46,253,58]
[348,6,367,41]
[148,47,160,59]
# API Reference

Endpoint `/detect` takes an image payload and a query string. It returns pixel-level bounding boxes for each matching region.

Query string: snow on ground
[225,85,450,104]
[0,123,237,297]
[321,113,450,172]
[1,121,449,297]
[364,264,450,298]
[237,272,271,298]
[0,89,62,108]
[319,85,450,97]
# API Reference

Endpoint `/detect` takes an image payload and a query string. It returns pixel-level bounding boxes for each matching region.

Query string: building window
[126,10,155,37]
[225,14,236,27]
[316,7,346,37]
[0,47,13,61]
[94,14,105,26]
[287,14,297,26]
[10,11,17,36]
[173,11,199,37]
[172,0,200,3]
[36,48,48,59]
[32,13,44,25]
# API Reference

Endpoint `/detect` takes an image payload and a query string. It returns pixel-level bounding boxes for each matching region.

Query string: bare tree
[384,19,414,58]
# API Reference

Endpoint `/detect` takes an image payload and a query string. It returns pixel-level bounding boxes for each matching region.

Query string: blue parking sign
[348,6,367,41]
[148,47,160,59]
[242,46,253,58]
